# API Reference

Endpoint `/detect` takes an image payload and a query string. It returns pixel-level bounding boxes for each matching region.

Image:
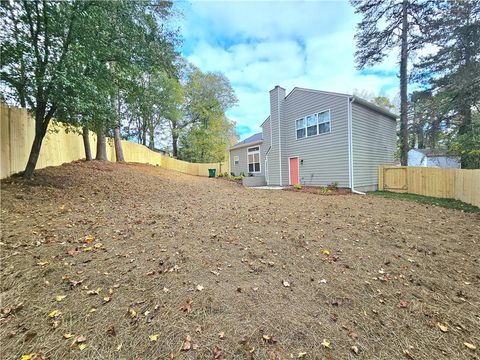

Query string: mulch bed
[1,161,479,359]
[284,186,352,195]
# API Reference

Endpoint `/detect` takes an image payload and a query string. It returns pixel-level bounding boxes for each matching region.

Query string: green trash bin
[208,168,216,178]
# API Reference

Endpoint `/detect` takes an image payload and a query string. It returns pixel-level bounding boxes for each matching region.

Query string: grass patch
[368,191,479,213]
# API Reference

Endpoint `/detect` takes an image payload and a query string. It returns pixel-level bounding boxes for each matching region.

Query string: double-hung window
[247,146,260,173]
[295,110,331,139]
[233,155,239,165]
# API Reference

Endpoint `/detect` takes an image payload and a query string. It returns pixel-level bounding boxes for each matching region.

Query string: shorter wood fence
[378,166,480,207]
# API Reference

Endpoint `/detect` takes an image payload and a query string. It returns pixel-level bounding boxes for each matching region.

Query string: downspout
[278,91,282,186]
[348,97,366,195]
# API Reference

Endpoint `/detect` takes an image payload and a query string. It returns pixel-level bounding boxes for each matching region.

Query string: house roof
[230,132,263,150]
[285,87,398,120]
[411,148,456,157]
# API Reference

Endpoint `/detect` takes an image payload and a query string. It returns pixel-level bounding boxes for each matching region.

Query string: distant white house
[408,149,461,168]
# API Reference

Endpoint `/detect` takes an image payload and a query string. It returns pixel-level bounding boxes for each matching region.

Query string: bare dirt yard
[1,161,479,360]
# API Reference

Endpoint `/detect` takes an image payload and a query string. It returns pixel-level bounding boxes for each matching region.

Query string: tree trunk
[82,127,92,161]
[149,129,155,150]
[23,108,51,178]
[114,125,125,162]
[24,127,47,178]
[96,129,108,160]
[172,134,178,158]
[399,0,409,166]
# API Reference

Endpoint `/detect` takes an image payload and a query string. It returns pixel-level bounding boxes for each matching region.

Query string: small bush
[217,172,224,177]
[319,186,331,194]
[230,172,236,177]
[239,171,245,178]
[248,172,254,177]
[328,181,338,190]
[293,183,302,190]
[223,172,229,177]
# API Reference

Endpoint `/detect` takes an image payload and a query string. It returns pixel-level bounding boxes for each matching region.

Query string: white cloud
[178,1,400,139]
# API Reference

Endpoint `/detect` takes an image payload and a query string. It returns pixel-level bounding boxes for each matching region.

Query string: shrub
[248,172,254,177]
[230,172,236,177]
[239,171,245,177]
[293,183,302,190]
[217,172,224,177]
[319,186,331,194]
[327,181,338,190]
[223,172,229,177]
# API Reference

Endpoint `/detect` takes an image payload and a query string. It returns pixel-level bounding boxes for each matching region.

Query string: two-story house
[229,85,397,192]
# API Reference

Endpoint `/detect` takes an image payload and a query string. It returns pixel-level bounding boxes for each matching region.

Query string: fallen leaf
[322,249,330,256]
[149,334,160,342]
[83,247,93,252]
[298,352,307,358]
[48,310,61,318]
[180,299,193,312]
[282,280,290,287]
[103,297,111,303]
[321,339,331,348]
[196,284,204,291]
[87,288,102,295]
[75,335,87,343]
[398,300,409,308]
[351,345,359,355]
[37,261,49,266]
[78,344,87,351]
[348,331,358,340]
[128,308,137,318]
[21,355,34,360]
[67,249,77,256]
[195,326,202,334]
[55,295,67,302]
[464,342,476,351]
[84,235,95,244]
[63,333,74,339]
[218,331,225,339]
[213,346,225,359]
[436,322,448,333]
[116,343,122,351]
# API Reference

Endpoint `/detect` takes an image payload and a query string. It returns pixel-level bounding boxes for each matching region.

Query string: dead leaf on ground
[48,309,61,318]
[213,346,225,359]
[180,299,193,312]
[321,339,331,348]
[398,300,409,308]
[218,331,225,339]
[196,284,204,291]
[55,295,67,302]
[182,335,198,351]
[149,334,160,342]
[436,322,448,332]
[464,342,476,351]
[282,280,290,287]
[84,235,95,244]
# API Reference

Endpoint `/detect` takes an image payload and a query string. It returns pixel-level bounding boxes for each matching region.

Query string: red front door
[289,157,299,185]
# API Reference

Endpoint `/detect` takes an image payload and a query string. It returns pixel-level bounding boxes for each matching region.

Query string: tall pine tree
[351,0,434,165]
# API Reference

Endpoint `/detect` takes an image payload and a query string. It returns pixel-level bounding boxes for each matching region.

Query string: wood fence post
[378,165,384,191]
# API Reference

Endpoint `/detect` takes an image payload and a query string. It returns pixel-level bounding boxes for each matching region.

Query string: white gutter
[348,97,366,195]
[278,89,282,186]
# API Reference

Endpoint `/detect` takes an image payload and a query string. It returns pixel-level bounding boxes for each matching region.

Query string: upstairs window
[247,146,260,173]
[296,118,306,139]
[295,110,331,139]
[318,110,331,134]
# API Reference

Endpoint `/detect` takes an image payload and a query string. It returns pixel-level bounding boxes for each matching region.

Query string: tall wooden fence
[1,103,227,179]
[378,166,480,207]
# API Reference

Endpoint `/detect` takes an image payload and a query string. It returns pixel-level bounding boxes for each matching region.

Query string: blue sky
[176,1,400,140]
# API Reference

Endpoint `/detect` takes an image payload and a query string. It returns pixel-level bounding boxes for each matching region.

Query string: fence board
[0,103,227,179]
[379,166,480,207]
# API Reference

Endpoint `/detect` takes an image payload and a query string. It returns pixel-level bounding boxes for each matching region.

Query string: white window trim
[247,146,261,173]
[233,155,239,165]
[295,109,332,140]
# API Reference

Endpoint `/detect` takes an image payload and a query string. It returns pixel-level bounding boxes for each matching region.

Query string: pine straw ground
[1,161,479,360]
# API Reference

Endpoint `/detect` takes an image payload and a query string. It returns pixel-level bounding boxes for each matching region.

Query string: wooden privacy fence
[1,103,227,179]
[378,165,480,207]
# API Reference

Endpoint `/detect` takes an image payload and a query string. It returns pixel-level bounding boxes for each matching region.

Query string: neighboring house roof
[230,132,263,150]
[285,87,398,120]
[410,148,457,157]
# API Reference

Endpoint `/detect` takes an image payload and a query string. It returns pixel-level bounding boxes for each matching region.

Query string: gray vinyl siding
[229,142,265,177]
[352,102,397,190]
[282,89,350,187]
[268,87,284,185]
